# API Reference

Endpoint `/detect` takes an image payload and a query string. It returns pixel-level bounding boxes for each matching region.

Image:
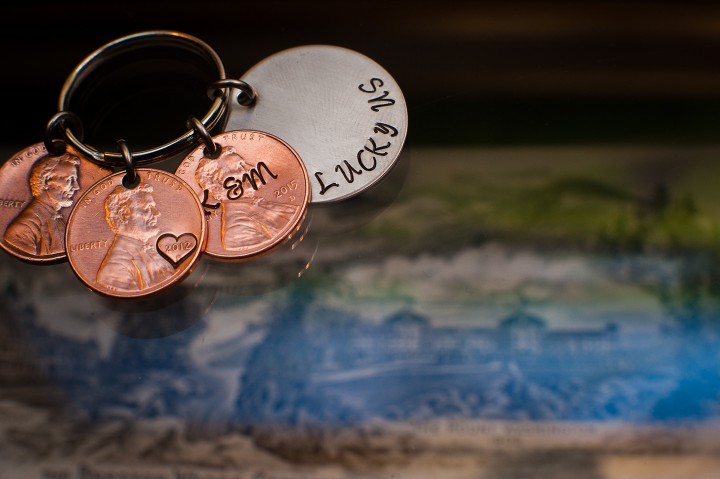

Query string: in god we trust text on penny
[176,130,310,261]
[66,169,206,299]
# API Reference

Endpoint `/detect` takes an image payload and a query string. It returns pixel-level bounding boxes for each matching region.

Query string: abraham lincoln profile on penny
[4,153,80,256]
[96,183,173,292]
[194,146,297,251]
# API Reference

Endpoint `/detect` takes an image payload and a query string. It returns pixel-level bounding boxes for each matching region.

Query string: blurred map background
[3,1,720,478]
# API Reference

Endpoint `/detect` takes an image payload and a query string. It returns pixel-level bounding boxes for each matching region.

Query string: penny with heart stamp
[157,233,199,268]
[66,169,206,299]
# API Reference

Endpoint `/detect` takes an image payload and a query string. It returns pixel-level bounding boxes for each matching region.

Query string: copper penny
[65,169,206,299]
[0,143,110,263]
[175,130,310,261]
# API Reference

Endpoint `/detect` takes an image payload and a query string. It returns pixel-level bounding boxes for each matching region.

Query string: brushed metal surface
[225,45,408,203]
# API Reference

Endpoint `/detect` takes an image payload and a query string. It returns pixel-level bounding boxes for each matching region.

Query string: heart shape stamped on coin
[157,233,198,268]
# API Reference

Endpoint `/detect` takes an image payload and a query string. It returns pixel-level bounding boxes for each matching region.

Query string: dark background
[2,1,720,151]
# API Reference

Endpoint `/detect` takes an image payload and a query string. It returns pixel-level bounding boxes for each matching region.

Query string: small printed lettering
[92,179,114,197]
[316,121,399,196]
[274,179,298,201]
[148,171,182,190]
[315,172,339,196]
[221,132,265,142]
[223,161,278,200]
[358,77,384,93]
[358,77,396,111]
[365,137,390,157]
[177,155,195,176]
[367,90,396,112]
[201,189,221,210]
[245,162,277,189]
[374,122,399,137]
[0,199,25,208]
[70,239,108,252]
[335,160,364,183]
[223,177,243,200]
[356,149,377,171]
[22,145,45,161]
[166,241,194,253]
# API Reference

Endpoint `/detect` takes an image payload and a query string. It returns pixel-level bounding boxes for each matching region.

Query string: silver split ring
[58,30,228,166]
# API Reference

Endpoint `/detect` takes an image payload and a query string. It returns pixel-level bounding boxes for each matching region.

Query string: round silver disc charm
[225,45,408,203]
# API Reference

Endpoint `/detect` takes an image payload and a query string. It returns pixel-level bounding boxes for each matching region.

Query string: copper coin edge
[65,169,207,299]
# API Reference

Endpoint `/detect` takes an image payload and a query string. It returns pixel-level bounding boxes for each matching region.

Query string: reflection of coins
[225,45,408,203]
[201,209,318,296]
[0,143,110,263]
[66,169,206,299]
[175,130,310,261]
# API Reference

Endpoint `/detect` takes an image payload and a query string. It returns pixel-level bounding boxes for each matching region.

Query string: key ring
[57,30,229,166]
[186,116,220,159]
[44,111,85,156]
[117,139,140,188]
[208,79,257,107]
[2,30,406,296]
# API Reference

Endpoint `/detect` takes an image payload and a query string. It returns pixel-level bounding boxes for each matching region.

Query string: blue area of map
[6,282,720,426]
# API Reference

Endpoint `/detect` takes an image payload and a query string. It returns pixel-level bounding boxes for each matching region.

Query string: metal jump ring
[208,79,257,106]
[187,116,220,158]
[44,111,85,156]
[118,139,139,188]
[58,30,228,166]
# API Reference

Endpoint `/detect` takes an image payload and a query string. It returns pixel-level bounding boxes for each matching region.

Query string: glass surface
[3,3,720,478]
